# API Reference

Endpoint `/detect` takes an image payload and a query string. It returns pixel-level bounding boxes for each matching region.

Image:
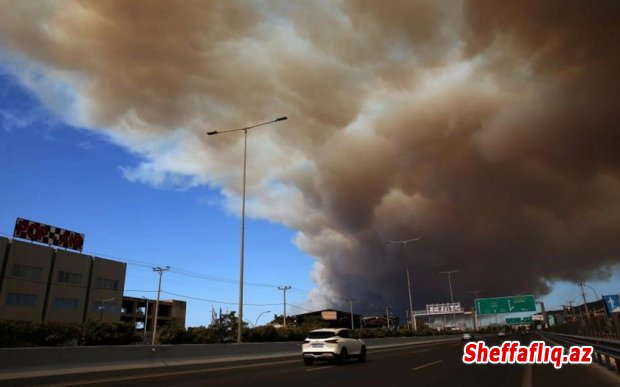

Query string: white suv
[302,328,367,366]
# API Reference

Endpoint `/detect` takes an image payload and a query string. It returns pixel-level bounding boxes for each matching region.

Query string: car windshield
[308,331,336,339]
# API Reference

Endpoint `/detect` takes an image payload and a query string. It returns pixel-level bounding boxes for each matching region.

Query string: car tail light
[325,339,338,344]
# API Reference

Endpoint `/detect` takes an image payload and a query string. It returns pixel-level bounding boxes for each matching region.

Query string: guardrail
[538,331,620,373]
[0,334,459,380]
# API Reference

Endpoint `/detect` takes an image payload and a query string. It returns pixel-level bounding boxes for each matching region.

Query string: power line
[161,291,281,307]
[167,267,279,289]
[286,303,313,313]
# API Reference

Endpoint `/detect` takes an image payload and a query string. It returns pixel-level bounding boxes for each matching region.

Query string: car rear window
[308,331,336,339]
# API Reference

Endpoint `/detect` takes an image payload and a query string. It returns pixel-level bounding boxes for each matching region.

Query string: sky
[1,0,620,327]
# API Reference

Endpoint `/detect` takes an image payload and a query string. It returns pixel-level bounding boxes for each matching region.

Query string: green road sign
[475,295,536,315]
[505,316,533,325]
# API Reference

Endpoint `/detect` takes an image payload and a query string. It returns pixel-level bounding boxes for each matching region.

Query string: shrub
[188,326,220,344]
[158,321,191,344]
[0,320,37,347]
[80,320,141,346]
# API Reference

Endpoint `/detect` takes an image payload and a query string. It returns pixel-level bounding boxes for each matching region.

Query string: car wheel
[303,357,314,366]
[358,346,366,363]
[337,347,348,364]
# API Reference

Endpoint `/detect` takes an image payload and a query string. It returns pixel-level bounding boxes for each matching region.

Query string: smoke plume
[1,0,619,312]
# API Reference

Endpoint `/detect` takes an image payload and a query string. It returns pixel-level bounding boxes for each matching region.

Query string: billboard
[426,302,463,314]
[603,294,620,315]
[13,217,85,251]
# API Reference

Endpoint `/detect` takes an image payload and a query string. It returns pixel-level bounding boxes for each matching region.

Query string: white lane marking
[413,360,443,370]
[306,366,336,372]
[47,359,300,386]
[411,349,431,354]
[371,340,457,354]
[521,364,532,387]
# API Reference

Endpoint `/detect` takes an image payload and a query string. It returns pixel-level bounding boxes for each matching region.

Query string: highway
[11,335,620,387]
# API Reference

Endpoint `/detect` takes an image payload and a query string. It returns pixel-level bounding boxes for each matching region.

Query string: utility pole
[278,286,291,328]
[470,290,482,330]
[578,281,590,317]
[566,300,580,321]
[470,290,483,300]
[152,266,170,346]
[536,301,548,329]
[346,299,357,330]
[385,306,391,330]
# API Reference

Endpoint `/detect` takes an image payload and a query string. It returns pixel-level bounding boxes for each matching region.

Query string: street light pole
[255,310,272,327]
[346,299,357,330]
[385,237,422,331]
[439,270,458,304]
[98,297,116,321]
[207,117,288,344]
[439,270,458,329]
[142,296,149,344]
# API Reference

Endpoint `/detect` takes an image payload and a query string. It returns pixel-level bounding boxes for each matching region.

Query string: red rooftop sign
[13,217,85,251]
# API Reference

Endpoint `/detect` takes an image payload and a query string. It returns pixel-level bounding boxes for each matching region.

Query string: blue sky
[0,70,315,327]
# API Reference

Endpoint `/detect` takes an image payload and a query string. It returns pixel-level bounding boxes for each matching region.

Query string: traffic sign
[603,294,620,315]
[505,316,533,325]
[475,295,536,315]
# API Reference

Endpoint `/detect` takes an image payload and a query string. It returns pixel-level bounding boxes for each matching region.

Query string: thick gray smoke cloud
[1,0,619,313]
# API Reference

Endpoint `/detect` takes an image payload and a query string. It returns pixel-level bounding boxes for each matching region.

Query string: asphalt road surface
[11,334,620,387]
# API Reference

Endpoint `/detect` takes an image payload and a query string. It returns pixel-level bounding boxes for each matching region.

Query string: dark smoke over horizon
[1,0,619,314]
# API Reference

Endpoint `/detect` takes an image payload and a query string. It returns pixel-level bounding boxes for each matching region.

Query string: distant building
[121,296,187,335]
[292,309,364,328]
[0,236,125,323]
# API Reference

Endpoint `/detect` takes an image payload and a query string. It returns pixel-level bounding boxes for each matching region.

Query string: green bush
[0,320,36,347]
[36,322,81,346]
[158,321,192,344]
[188,326,220,344]
[80,320,141,346]
[0,321,83,347]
